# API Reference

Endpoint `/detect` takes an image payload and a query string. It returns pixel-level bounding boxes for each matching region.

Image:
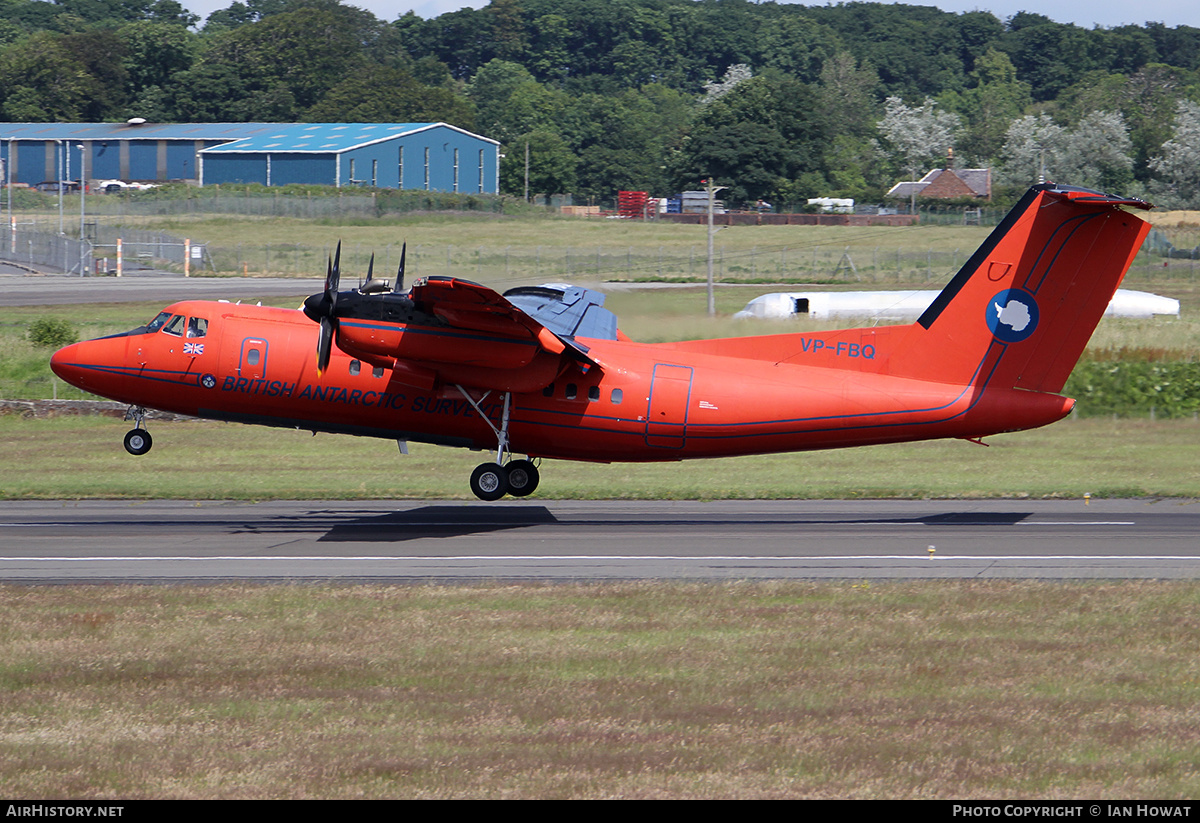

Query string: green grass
[3,581,1200,798]
[2,415,1197,500]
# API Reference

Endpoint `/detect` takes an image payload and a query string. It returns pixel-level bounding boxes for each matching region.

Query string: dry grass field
[3,581,1200,799]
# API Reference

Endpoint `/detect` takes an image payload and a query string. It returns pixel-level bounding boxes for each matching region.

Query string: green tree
[999,111,1133,191]
[758,14,841,83]
[566,85,690,197]
[500,129,577,197]
[940,48,1033,163]
[118,20,196,99]
[818,51,881,139]
[1000,12,1101,102]
[0,30,115,120]
[200,6,382,112]
[1149,100,1200,207]
[674,72,831,204]
[306,65,474,127]
[467,59,569,144]
[877,96,961,183]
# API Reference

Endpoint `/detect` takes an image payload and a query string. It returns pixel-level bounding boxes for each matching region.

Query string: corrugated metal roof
[201,123,447,153]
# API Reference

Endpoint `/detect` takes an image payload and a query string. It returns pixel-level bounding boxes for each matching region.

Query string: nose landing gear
[122,406,153,455]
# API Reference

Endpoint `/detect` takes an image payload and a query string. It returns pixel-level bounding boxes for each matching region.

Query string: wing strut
[455,385,511,464]
[455,385,536,501]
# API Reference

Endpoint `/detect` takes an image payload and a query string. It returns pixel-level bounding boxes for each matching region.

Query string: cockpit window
[145,312,172,333]
[187,317,208,339]
[162,315,185,337]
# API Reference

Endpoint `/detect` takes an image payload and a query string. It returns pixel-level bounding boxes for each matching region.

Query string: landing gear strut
[122,406,152,456]
[456,386,541,501]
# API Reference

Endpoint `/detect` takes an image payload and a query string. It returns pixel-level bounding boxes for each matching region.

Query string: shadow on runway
[310,506,1031,543]
[316,505,560,542]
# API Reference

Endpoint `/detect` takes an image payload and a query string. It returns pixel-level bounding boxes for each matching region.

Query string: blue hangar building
[0,122,500,193]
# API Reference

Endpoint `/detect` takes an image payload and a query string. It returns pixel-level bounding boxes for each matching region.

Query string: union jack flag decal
[184,342,205,355]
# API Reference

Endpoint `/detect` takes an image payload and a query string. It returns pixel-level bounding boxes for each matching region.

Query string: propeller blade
[306,241,346,374]
[366,253,374,284]
[316,316,335,375]
[326,242,341,312]
[397,242,406,291]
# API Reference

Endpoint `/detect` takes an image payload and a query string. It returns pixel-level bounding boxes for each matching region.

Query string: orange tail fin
[896,183,1151,393]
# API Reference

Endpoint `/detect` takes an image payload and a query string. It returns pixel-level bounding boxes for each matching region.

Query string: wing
[409,276,603,368]
[321,276,614,393]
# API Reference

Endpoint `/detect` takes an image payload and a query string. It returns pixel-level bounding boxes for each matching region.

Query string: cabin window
[542,383,554,397]
[565,383,577,400]
[349,360,361,376]
[162,315,185,337]
[610,388,623,405]
[373,366,384,378]
[247,348,260,366]
[588,386,600,402]
[187,317,208,338]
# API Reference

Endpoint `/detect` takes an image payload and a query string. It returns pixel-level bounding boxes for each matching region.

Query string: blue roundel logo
[986,288,1039,343]
[200,373,217,389]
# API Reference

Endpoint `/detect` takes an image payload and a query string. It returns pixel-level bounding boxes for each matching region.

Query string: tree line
[2,0,1200,207]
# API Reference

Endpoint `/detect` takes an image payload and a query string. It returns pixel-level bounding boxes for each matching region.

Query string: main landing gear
[468,458,540,501]
[122,406,153,455]
[456,386,541,501]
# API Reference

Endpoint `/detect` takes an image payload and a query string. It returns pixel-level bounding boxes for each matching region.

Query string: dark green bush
[27,318,78,349]
[1064,360,1200,418]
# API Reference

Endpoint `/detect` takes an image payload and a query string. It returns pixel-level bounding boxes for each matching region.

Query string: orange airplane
[51,183,1151,500]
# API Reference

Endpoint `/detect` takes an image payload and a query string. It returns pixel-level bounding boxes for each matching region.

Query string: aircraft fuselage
[51,298,1071,465]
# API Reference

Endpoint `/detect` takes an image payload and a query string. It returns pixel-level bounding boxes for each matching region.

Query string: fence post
[184,238,190,277]
[116,238,122,277]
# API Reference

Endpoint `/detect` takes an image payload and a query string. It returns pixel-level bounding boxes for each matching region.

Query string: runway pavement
[2,498,1198,583]
[0,272,315,306]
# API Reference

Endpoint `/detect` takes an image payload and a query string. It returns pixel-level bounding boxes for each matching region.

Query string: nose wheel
[123,428,153,456]
[122,405,153,455]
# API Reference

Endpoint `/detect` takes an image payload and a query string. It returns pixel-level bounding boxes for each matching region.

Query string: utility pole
[56,140,64,235]
[77,143,86,276]
[705,177,727,317]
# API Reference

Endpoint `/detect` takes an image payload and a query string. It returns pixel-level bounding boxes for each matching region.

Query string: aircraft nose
[50,341,96,392]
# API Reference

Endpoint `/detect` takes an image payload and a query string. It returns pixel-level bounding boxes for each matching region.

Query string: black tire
[123,429,152,456]
[469,462,508,501]
[505,459,540,497]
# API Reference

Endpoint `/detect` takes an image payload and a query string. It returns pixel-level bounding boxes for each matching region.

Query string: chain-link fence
[77,189,509,219]
[1,223,212,275]
[0,229,91,274]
